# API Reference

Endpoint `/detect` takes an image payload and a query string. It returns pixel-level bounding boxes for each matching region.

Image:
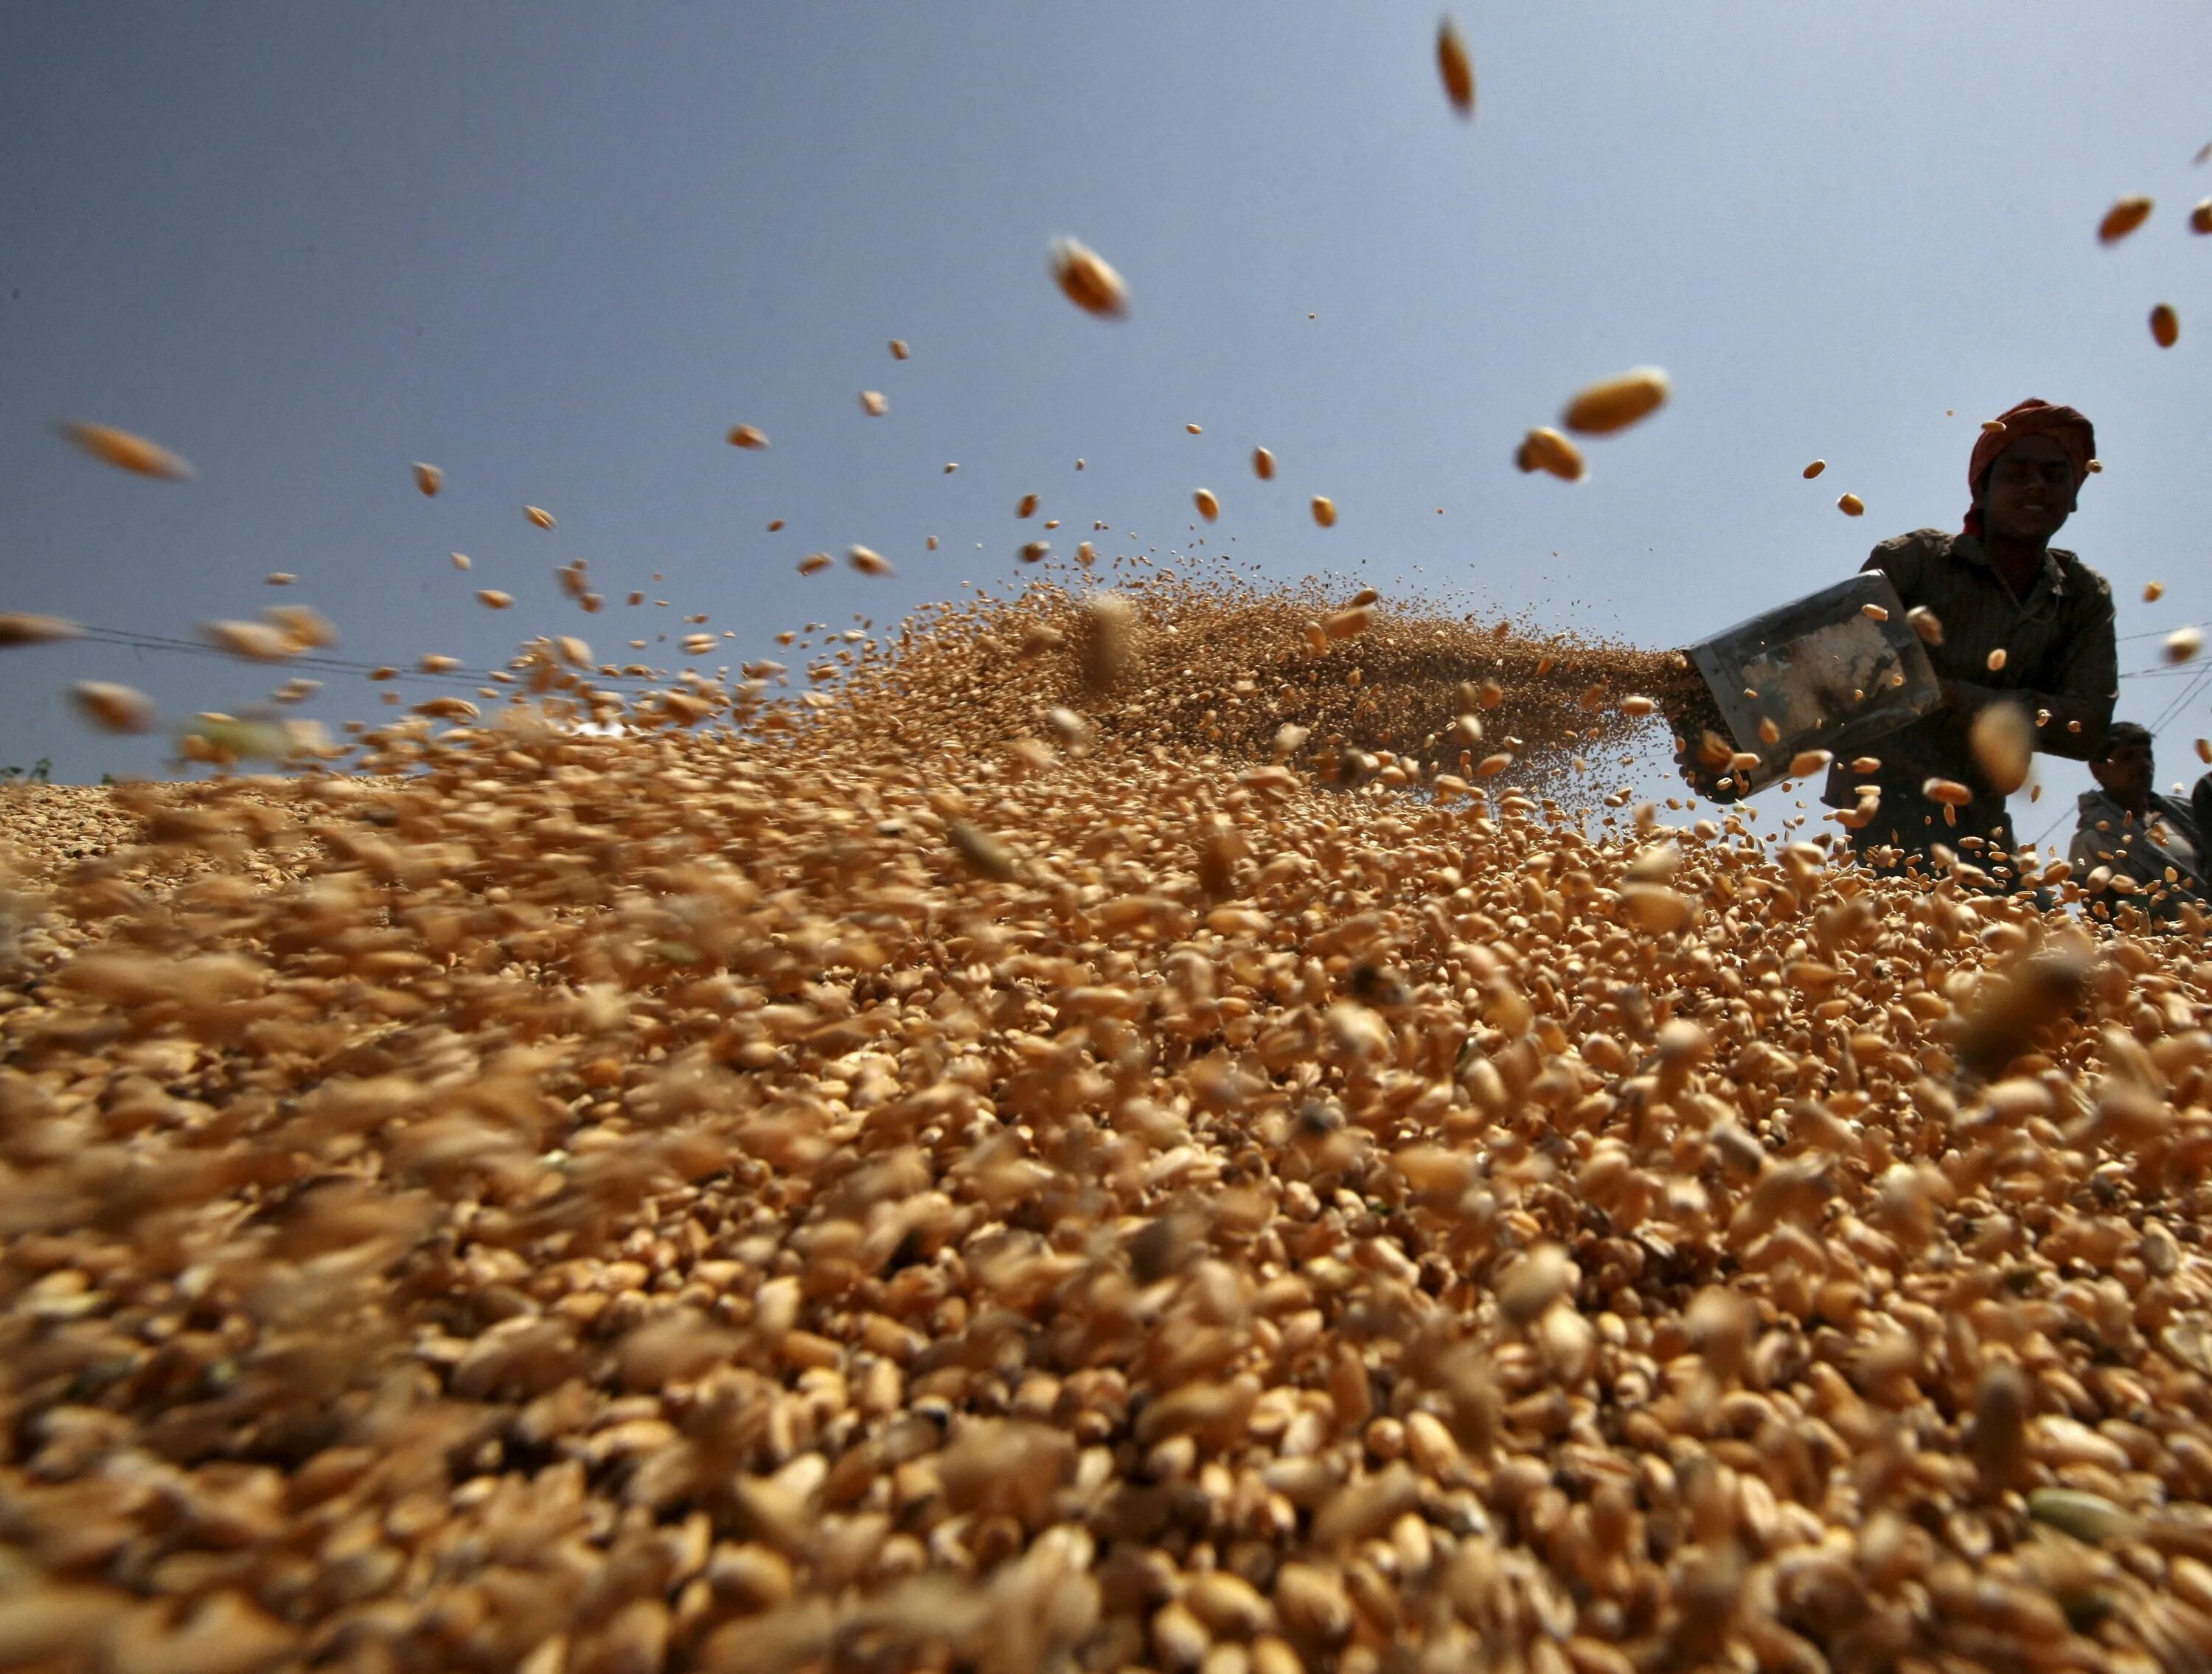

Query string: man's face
[1975,434,2077,543]
[2092,735,2154,805]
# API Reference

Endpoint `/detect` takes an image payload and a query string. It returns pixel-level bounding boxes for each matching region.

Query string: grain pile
[819,575,1676,804]
[5,577,2212,1674]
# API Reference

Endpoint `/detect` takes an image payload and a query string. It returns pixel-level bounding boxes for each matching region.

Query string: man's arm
[1860,535,1981,710]
[1858,535,1927,591]
[1947,579,2116,760]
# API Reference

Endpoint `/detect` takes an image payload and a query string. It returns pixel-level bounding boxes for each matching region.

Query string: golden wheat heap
[1,560,2209,1674]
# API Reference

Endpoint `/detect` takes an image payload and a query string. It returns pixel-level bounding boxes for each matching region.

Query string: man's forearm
[1944,678,2112,760]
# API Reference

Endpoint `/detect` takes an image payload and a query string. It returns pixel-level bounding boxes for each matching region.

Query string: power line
[2150,661,2212,736]
[69,631,469,688]
[2120,664,2207,680]
[60,622,692,689]
[74,622,501,681]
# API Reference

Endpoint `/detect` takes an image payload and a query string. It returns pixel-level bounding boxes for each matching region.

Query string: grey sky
[4,4,2210,842]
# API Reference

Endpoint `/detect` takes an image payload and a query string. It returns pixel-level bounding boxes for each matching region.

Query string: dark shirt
[1823,529,2116,822]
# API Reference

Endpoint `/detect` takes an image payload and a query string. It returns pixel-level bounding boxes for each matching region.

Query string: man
[2070,722,2207,921]
[1826,399,2117,878]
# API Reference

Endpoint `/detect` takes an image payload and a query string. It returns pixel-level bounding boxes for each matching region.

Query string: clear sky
[4,4,2211,844]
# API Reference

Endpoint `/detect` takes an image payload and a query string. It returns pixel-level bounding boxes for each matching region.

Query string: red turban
[1964,398,2096,535]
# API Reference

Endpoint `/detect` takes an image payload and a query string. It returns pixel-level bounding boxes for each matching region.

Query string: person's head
[2091,720,2154,808]
[1964,399,2095,542]
[1974,434,2079,544]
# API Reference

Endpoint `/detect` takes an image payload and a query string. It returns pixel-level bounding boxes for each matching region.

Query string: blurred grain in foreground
[2,575,2211,1674]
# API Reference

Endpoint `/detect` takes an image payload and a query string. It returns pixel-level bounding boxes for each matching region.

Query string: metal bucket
[1665,572,1940,799]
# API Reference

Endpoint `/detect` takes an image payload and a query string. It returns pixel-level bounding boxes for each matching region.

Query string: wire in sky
[58,622,686,688]
[2149,661,2212,736]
